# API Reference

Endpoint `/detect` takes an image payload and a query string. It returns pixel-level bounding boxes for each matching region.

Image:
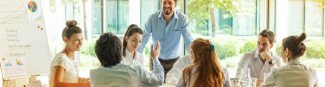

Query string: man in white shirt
[235,29,283,86]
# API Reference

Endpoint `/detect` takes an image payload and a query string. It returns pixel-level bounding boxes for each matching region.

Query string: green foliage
[301,58,325,68]
[275,41,282,56]
[211,35,243,60]
[144,40,152,58]
[49,0,89,13]
[187,0,256,30]
[306,40,325,59]
[309,0,325,8]
[240,37,257,54]
[220,56,325,68]
[79,54,100,71]
[276,40,325,59]
[88,38,98,58]
[220,57,240,68]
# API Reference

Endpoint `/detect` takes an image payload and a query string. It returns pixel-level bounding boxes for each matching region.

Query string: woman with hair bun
[260,33,318,87]
[49,20,90,87]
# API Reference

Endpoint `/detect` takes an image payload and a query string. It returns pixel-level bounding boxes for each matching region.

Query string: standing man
[137,0,193,81]
[235,29,283,86]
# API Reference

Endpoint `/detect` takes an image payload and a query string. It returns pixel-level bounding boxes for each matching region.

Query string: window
[305,1,323,37]
[92,0,101,38]
[288,0,304,36]
[187,0,263,37]
[288,0,323,37]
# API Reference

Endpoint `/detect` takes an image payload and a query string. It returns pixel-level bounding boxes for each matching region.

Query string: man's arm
[139,58,164,86]
[235,54,250,78]
[166,55,191,84]
[137,15,153,53]
[181,17,193,52]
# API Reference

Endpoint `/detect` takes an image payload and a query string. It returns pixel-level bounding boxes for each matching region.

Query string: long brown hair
[122,24,143,57]
[182,38,225,87]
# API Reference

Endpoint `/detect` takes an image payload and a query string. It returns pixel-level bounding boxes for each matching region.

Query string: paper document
[1,57,27,78]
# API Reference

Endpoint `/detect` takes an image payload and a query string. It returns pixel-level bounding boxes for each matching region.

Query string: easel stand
[3,79,10,87]
[2,76,30,87]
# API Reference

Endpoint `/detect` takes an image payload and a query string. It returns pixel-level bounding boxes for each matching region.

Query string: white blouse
[260,59,318,87]
[121,48,145,67]
[175,66,231,87]
[166,55,191,84]
[49,52,80,87]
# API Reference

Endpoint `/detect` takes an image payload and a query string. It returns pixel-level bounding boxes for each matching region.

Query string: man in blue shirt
[137,0,193,81]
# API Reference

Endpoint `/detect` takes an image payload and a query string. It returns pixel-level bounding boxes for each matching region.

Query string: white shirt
[175,66,231,87]
[166,55,191,84]
[49,52,80,86]
[90,58,164,87]
[260,59,318,87]
[121,48,145,67]
[235,49,283,79]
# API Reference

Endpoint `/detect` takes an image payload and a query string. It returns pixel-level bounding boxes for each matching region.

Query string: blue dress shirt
[137,10,193,59]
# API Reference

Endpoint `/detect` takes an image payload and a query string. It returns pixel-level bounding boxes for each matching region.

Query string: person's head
[62,20,83,51]
[281,33,307,63]
[122,24,143,57]
[257,29,275,54]
[183,38,224,87]
[95,32,122,67]
[160,0,177,16]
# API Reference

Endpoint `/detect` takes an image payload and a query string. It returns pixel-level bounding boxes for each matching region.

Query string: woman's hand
[150,41,160,59]
[79,77,90,83]
[256,79,264,87]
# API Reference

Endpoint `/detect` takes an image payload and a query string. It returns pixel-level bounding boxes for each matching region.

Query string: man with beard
[137,0,193,82]
[235,29,283,86]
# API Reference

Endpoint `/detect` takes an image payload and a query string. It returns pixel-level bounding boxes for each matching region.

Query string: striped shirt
[260,59,318,87]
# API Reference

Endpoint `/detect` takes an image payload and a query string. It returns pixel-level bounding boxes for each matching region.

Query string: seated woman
[89,32,164,87]
[121,24,145,66]
[49,20,90,87]
[175,38,231,87]
[260,33,318,87]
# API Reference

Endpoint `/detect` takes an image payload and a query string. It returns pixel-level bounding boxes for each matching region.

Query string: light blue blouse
[90,58,164,87]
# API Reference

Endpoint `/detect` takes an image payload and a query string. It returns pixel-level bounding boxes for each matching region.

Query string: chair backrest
[24,80,42,87]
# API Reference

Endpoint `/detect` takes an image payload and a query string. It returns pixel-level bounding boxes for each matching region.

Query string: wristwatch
[268,59,275,64]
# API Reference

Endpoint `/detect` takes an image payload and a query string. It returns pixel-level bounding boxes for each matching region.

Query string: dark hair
[62,20,82,40]
[122,24,143,57]
[160,0,177,3]
[282,33,307,58]
[258,29,275,44]
[95,32,122,67]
